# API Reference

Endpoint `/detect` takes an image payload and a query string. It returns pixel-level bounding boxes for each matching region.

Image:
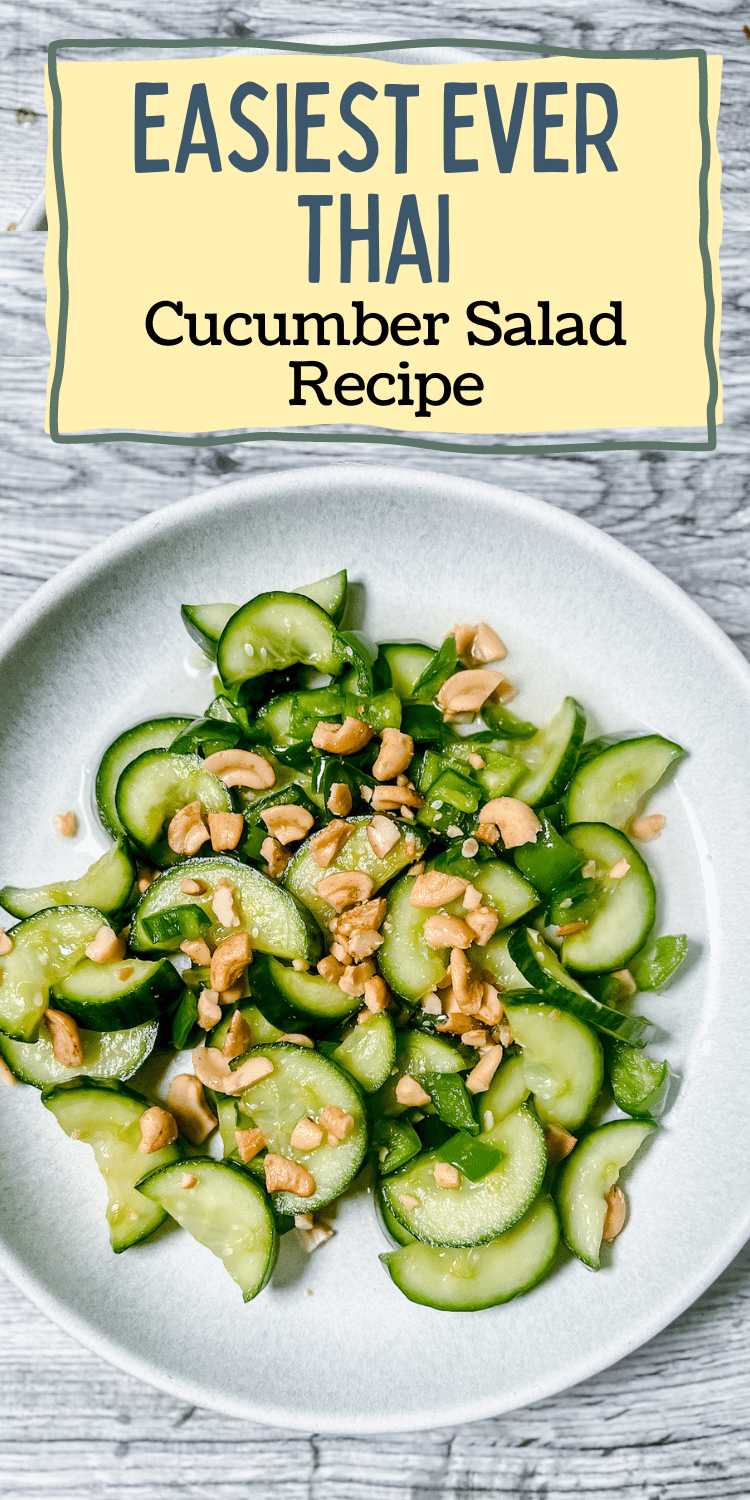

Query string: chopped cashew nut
[137,872,154,893]
[608,859,630,880]
[409,870,468,908]
[295,1213,314,1229]
[317,954,345,984]
[235,1127,266,1163]
[181,1173,198,1189]
[264,1154,316,1197]
[197,988,222,1029]
[280,1033,314,1047]
[468,753,486,770]
[437,669,510,718]
[168,1074,218,1144]
[582,860,597,880]
[260,803,315,845]
[210,930,252,992]
[612,969,637,998]
[295,1218,335,1253]
[480,797,542,849]
[319,1105,354,1141]
[260,836,290,878]
[366,815,401,858]
[450,947,484,1012]
[211,881,241,929]
[544,1123,578,1166]
[338,961,376,997]
[346,928,383,960]
[85,925,126,965]
[181,877,207,895]
[631,813,666,842]
[333,898,387,936]
[462,884,482,911]
[372,729,415,782]
[466,1045,504,1093]
[450,621,507,667]
[475,823,501,846]
[462,1029,488,1047]
[292,959,310,972]
[316,870,374,912]
[309,819,355,868]
[167,801,208,855]
[191,1045,233,1091]
[363,975,391,1012]
[180,939,212,966]
[395,1075,431,1107]
[602,1184,627,1242]
[434,1162,460,1189]
[221,985,243,1005]
[477,984,503,1026]
[52,810,78,838]
[138,1105,178,1154]
[44,1010,83,1068]
[371,784,423,812]
[225,1055,275,1093]
[422,993,443,1017]
[423,914,475,950]
[201,749,276,789]
[222,1010,253,1060]
[208,811,244,852]
[461,838,479,858]
[290,1116,325,1151]
[311,716,374,754]
[399,1194,418,1210]
[0,930,12,956]
[327,782,353,817]
[465,907,499,946]
[0,1056,15,1086]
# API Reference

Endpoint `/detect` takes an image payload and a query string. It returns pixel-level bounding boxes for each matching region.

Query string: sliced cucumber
[181,603,237,659]
[95,716,193,839]
[508,927,652,1046]
[381,1103,546,1247]
[382,1194,559,1309]
[379,642,435,700]
[565,734,684,829]
[42,1078,181,1252]
[137,1157,278,1301]
[479,1051,530,1124]
[513,697,586,806]
[378,857,538,1004]
[284,816,428,933]
[234,1042,368,1213]
[0,841,136,922]
[130,856,321,964]
[606,1039,669,1118]
[293,568,348,625]
[0,906,105,1041]
[209,1001,285,1053]
[556,1118,655,1268]
[503,1001,604,1130]
[51,955,182,1031]
[372,1029,474,1118]
[218,591,343,690]
[329,1011,396,1093]
[473,930,534,993]
[115,749,232,867]
[559,824,656,973]
[0,1019,158,1088]
[251,954,359,1025]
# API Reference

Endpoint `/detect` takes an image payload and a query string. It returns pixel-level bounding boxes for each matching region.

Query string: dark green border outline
[47,36,719,453]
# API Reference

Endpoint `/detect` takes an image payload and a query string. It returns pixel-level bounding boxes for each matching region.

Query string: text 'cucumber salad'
[0,571,687,1310]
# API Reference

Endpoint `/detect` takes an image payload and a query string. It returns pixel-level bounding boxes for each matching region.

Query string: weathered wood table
[1,2,748,1494]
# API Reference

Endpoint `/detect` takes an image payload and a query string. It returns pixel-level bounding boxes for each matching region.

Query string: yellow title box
[45,44,722,448]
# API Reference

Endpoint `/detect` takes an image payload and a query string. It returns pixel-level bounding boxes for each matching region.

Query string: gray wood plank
[1,0,749,1494]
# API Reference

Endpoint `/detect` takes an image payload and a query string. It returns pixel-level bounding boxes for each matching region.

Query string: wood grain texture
[1,1,749,1494]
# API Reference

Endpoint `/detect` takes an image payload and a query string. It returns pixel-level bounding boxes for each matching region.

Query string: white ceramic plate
[1,464,749,1434]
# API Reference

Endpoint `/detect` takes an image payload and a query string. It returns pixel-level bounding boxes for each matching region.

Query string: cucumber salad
[0,570,688,1310]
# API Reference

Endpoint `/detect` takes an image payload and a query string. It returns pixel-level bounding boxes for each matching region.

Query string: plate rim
[2,459,750,1434]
